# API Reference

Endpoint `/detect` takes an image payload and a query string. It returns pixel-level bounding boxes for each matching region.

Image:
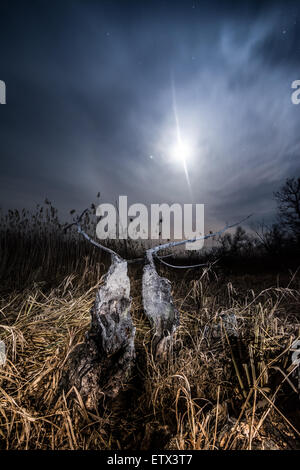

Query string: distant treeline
[1,177,300,290]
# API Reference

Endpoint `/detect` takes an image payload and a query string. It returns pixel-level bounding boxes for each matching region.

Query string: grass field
[0,204,300,450]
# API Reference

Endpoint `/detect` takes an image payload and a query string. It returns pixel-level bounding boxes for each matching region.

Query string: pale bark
[61,256,136,409]
[142,263,179,360]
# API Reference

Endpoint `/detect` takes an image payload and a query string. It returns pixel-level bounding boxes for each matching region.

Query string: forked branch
[146,214,253,265]
[63,211,252,366]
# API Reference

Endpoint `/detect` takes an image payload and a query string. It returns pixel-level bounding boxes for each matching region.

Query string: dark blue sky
[1,0,300,229]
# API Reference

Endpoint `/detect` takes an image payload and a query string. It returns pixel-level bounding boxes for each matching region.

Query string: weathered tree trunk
[60,256,135,410]
[60,210,249,404]
[142,263,179,361]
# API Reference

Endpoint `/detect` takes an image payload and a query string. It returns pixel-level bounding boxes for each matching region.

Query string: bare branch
[64,208,122,261]
[76,224,122,260]
[146,214,253,265]
[64,208,90,232]
[154,254,208,269]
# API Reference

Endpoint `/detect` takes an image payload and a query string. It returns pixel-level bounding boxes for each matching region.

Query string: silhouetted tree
[218,226,254,256]
[254,222,286,255]
[274,177,300,240]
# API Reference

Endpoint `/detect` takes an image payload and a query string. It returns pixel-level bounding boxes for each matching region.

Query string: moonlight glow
[172,141,191,164]
[170,137,192,199]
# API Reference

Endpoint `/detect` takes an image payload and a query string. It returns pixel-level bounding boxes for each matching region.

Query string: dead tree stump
[60,209,250,405]
[60,256,136,410]
[142,263,179,360]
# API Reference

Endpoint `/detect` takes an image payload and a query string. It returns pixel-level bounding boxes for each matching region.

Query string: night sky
[1,0,300,230]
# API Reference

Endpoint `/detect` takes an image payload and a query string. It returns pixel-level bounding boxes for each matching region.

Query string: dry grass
[0,263,299,450]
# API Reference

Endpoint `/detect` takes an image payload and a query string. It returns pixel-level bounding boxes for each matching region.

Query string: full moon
[172,140,191,164]
[170,138,192,196]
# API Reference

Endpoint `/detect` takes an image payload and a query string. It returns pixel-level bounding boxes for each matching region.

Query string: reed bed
[0,203,299,449]
[0,267,299,449]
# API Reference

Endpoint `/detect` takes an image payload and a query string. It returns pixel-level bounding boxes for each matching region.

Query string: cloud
[0,0,300,229]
